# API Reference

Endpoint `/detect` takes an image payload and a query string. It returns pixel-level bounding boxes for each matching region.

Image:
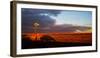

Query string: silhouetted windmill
[33,22,40,40]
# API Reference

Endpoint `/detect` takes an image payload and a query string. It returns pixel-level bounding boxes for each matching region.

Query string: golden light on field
[22,32,92,44]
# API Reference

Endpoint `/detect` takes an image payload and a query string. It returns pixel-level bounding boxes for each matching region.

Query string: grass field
[22,32,92,49]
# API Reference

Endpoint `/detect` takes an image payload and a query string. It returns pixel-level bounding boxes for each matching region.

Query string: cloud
[22,8,61,33]
[21,8,91,33]
[39,24,91,33]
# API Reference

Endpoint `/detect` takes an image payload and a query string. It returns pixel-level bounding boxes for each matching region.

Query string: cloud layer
[22,8,61,32]
[22,8,91,33]
[39,24,91,33]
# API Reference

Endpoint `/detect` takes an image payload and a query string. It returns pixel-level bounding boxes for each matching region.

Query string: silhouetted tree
[40,35,56,42]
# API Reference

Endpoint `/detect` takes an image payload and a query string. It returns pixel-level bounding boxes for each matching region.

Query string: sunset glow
[21,8,92,49]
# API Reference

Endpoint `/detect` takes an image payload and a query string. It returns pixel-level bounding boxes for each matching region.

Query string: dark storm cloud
[22,8,91,33]
[22,8,61,33]
[22,8,61,16]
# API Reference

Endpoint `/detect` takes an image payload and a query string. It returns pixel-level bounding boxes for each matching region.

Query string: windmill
[33,22,40,40]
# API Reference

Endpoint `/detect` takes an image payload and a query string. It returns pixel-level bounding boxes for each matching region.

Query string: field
[22,32,92,49]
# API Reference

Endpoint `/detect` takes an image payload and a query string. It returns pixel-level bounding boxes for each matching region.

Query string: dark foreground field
[22,32,92,49]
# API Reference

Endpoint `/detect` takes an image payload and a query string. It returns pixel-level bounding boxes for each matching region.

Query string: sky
[53,10,92,26]
[21,8,92,33]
